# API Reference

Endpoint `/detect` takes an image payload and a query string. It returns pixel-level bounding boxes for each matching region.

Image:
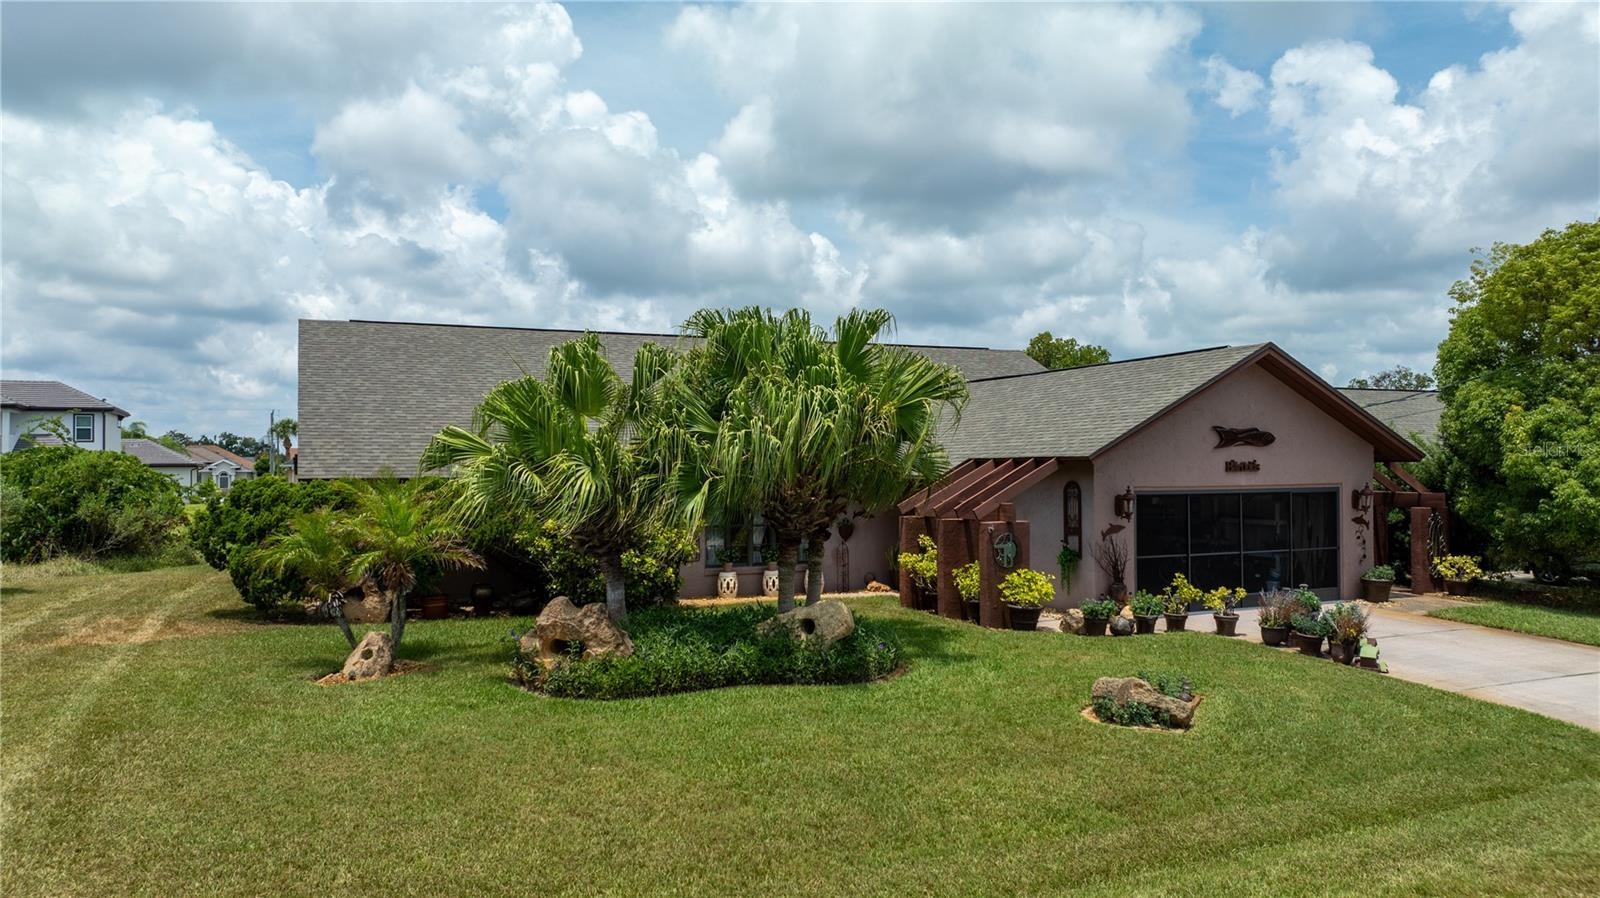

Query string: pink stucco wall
[676,511,899,598]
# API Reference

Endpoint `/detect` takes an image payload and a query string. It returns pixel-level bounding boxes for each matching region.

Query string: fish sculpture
[1213,426,1276,448]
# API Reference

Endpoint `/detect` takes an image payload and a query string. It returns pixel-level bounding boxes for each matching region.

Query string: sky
[2,1,1596,440]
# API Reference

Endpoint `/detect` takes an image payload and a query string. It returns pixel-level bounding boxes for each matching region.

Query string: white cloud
[1202,56,1265,116]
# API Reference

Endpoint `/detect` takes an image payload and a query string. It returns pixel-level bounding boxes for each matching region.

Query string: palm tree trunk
[389,586,406,648]
[331,593,356,648]
[601,554,628,621]
[805,532,827,605]
[776,541,800,613]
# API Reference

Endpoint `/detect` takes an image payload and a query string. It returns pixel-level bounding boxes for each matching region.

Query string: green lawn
[4,565,1599,897]
[1428,599,1600,647]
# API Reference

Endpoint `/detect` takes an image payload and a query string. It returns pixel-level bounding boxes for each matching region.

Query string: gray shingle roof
[299,319,1044,479]
[0,380,129,417]
[1335,388,1442,444]
[123,438,200,467]
[938,345,1265,464]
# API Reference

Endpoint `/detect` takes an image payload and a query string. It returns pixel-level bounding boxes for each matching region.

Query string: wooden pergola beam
[897,458,981,514]
[961,458,1061,520]
[926,460,1016,517]
[906,460,997,516]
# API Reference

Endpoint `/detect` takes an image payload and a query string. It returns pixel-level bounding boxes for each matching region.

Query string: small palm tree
[340,476,483,648]
[254,509,358,648]
[422,334,680,621]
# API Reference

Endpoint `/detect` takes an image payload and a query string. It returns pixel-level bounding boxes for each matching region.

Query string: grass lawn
[1428,600,1600,647]
[4,565,1599,897]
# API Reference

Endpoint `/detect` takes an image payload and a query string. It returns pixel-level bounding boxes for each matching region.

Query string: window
[218,472,231,490]
[73,414,94,443]
[1134,489,1339,600]
[704,514,809,568]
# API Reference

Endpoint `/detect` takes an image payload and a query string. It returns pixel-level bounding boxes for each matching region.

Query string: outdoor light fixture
[1115,486,1136,520]
[1352,484,1374,512]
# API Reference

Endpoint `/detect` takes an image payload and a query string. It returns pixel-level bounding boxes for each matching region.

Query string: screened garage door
[1135,490,1339,601]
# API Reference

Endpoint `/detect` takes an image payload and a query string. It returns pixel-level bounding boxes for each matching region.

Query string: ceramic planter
[1006,604,1043,632]
[1360,577,1393,602]
[1445,579,1470,597]
[1082,614,1110,636]
[1260,625,1289,647]
[1164,613,1188,632]
[1134,615,1159,635]
[419,594,448,620]
[716,568,739,599]
[1294,632,1324,656]
[761,564,780,598]
[1213,614,1239,637]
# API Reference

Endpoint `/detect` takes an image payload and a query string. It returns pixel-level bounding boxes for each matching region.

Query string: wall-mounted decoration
[1114,485,1136,520]
[1213,426,1276,448]
[993,532,1018,569]
[1063,481,1083,557]
[1224,459,1261,473]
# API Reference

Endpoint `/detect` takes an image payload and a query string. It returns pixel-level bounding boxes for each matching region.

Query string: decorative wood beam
[907,460,998,516]
[897,458,980,514]
[962,458,1061,520]
[927,460,1016,517]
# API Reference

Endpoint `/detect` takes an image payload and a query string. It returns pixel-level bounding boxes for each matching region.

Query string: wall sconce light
[1114,486,1136,520]
[1351,484,1374,512]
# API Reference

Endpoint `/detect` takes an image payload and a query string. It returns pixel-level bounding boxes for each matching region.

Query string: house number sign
[1225,459,1261,473]
[992,532,1018,569]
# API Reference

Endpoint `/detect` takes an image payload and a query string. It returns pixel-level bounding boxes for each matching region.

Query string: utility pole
[269,410,277,475]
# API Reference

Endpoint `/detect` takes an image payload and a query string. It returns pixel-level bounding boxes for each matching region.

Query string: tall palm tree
[269,418,298,476]
[253,508,358,648]
[421,334,681,621]
[667,308,968,611]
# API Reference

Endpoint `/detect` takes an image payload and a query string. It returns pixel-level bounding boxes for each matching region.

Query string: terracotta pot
[1213,614,1238,637]
[1165,613,1188,632]
[1445,579,1470,597]
[1006,604,1043,631]
[1134,615,1159,635]
[419,594,448,620]
[1360,577,1393,602]
[1082,615,1110,636]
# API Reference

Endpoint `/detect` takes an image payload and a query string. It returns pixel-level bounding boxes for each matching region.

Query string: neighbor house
[185,444,257,491]
[122,438,202,487]
[298,319,1424,605]
[1,380,128,454]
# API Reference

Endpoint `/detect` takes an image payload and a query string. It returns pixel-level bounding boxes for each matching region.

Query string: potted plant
[998,568,1054,631]
[1162,573,1200,631]
[1290,611,1331,656]
[1057,542,1080,587]
[1203,586,1245,636]
[1091,535,1130,605]
[1286,587,1322,649]
[1256,589,1293,646]
[1079,597,1116,636]
[1130,590,1163,634]
[896,535,940,611]
[1360,564,1396,602]
[1431,555,1482,596]
[1327,602,1370,664]
[954,561,981,622]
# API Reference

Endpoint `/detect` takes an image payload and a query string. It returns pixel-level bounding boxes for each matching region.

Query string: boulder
[341,631,394,681]
[1109,616,1134,637]
[520,597,635,669]
[342,586,390,624]
[1060,608,1085,635]
[757,600,856,647]
[1118,605,1134,620]
[1090,676,1201,729]
[864,580,895,593]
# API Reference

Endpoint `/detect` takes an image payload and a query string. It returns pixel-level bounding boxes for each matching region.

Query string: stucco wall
[3,409,120,452]
[1090,364,1374,600]
[1009,461,1096,608]
[676,512,898,598]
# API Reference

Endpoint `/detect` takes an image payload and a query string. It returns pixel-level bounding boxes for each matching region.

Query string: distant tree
[206,432,268,458]
[161,430,195,446]
[269,417,298,465]
[1435,221,1600,575]
[121,420,149,439]
[1348,366,1435,390]
[1025,332,1112,370]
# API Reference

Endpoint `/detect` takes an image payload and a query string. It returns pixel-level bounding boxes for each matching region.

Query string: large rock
[519,597,635,669]
[1109,616,1134,637]
[1090,676,1201,729]
[342,586,390,624]
[757,600,856,647]
[341,631,394,681]
[1060,608,1085,635]
[1118,605,1134,620]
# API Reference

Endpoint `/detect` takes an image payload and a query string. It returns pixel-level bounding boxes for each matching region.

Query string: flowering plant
[998,568,1055,607]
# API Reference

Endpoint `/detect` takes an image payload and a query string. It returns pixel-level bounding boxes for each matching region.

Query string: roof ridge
[965,344,1245,385]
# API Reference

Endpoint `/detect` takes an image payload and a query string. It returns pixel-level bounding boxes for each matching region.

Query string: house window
[703,514,806,568]
[73,414,94,443]
[218,472,231,490]
[1134,489,1339,601]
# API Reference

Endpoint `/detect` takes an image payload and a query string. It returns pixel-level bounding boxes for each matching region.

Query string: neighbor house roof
[123,438,200,468]
[185,444,254,468]
[299,318,1045,479]
[938,343,1423,465]
[0,380,129,417]
[1335,388,1443,445]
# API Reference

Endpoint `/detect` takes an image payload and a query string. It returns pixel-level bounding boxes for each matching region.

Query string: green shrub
[516,521,694,609]
[1364,564,1396,581]
[1135,670,1193,699]
[188,477,349,610]
[1092,696,1165,728]
[1130,590,1163,617]
[999,568,1054,607]
[514,604,902,700]
[1079,597,1116,619]
[897,535,938,591]
[953,562,980,601]
[0,447,186,563]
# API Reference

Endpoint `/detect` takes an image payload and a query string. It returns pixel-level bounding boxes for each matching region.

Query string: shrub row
[514,604,902,700]
[0,447,186,563]
[189,477,351,610]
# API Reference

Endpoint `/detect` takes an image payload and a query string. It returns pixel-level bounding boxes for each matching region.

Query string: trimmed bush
[189,477,349,610]
[513,603,902,700]
[514,520,695,609]
[0,447,185,563]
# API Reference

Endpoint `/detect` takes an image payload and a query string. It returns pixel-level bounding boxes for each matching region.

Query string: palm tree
[340,476,483,648]
[421,334,681,621]
[269,418,298,476]
[668,308,968,611]
[253,509,358,648]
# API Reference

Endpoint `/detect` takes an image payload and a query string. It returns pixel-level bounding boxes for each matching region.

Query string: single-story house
[298,319,1424,604]
[122,438,202,487]
[185,444,256,491]
[1,380,128,454]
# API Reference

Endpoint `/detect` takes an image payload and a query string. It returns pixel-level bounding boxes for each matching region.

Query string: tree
[1025,331,1111,370]
[204,432,267,458]
[158,430,193,452]
[121,420,149,439]
[1348,365,1435,390]
[270,417,297,472]
[1435,221,1600,573]
[254,509,359,648]
[422,334,682,621]
[667,308,968,611]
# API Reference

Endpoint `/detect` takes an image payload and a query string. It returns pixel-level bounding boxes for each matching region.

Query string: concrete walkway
[1047,600,1600,731]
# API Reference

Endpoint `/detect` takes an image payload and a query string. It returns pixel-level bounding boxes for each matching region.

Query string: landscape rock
[341,631,394,681]
[757,600,856,646]
[1090,676,1201,729]
[864,580,895,593]
[1060,608,1085,635]
[520,597,635,669]
[1118,605,1134,620]
[1109,616,1134,637]
[341,585,390,624]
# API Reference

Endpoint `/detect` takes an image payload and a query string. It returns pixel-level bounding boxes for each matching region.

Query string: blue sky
[1,2,1594,440]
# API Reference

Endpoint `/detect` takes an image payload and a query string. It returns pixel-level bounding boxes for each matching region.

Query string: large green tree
[1435,221,1600,574]
[422,334,682,620]
[1025,331,1111,370]
[666,308,969,611]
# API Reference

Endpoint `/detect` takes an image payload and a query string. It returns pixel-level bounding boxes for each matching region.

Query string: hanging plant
[1057,542,1080,584]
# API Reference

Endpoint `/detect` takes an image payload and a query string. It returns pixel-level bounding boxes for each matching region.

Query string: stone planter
[761,565,780,598]
[1006,604,1043,632]
[1164,612,1189,632]
[716,568,739,599]
[1134,614,1159,635]
[1260,624,1289,647]
[1445,578,1471,597]
[1360,577,1393,602]
[1213,614,1238,637]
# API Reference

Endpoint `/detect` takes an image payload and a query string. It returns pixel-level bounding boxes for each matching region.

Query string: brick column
[936,517,969,620]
